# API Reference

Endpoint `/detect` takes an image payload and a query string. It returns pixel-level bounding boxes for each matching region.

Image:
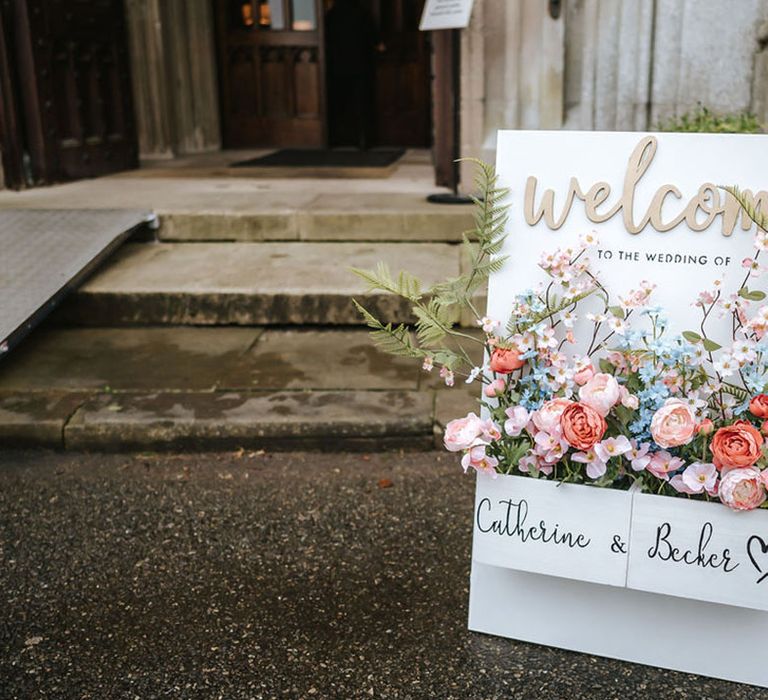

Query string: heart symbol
[746,535,768,584]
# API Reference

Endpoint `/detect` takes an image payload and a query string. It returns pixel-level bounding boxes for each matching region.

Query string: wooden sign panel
[628,493,768,611]
[473,474,631,587]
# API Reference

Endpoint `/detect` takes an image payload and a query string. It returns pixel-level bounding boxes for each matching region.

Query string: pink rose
[531,398,573,434]
[619,385,639,410]
[750,394,768,419]
[484,378,507,398]
[650,398,696,448]
[578,373,620,417]
[719,467,767,511]
[444,412,484,452]
[573,363,595,386]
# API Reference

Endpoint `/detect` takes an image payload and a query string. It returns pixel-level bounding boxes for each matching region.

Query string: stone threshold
[0,390,440,452]
[0,327,480,452]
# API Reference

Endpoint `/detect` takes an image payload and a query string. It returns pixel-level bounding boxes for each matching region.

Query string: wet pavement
[0,450,766,700]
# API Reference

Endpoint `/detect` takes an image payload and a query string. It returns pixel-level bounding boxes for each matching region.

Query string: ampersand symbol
[611,535,627,554]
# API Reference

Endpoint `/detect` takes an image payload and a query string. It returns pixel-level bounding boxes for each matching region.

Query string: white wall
[461,0,768,186]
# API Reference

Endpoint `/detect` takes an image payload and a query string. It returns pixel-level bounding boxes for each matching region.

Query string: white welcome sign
[470,130,768,687]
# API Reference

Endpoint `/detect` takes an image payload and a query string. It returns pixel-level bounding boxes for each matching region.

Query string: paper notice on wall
[419,0,474,30]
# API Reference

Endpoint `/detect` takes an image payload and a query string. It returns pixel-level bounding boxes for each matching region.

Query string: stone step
[0,326,480,451]
[0,185,474,242]
[60,241,466,326]
[156,193,473,242]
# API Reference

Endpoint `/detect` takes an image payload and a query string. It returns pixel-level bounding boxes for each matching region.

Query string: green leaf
[608,305,625,319]
[738,288,767,301]
[598,359,615,374]
[702,338,722,352]
[682,330,702,343]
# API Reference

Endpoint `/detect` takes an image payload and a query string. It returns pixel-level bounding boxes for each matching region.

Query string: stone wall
[461,0,768,185]
[125,0,221,160]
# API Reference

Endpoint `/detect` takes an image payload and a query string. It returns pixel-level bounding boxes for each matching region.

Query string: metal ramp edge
[0,208,156,357]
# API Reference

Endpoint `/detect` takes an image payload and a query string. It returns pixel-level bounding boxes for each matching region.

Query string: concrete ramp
[0,209,153,355]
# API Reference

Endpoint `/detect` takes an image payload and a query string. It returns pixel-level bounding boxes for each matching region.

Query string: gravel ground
[0,449,766,700]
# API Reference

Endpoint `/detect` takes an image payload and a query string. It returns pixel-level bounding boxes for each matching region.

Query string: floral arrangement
[352,162,768,512]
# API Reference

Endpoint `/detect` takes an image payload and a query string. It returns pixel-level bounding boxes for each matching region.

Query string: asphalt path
[0,450,765,700]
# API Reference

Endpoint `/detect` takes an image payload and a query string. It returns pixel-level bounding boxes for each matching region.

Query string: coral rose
[560,402,607,450]
[489,347,524,374]
[650,398,696,448]
[719,467,767,511]
[578,373,620,417]
[750,394,768,418]
[710,420,764,470]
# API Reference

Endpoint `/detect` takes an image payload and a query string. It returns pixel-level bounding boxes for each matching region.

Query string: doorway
[0,0,138,188]
[215,0,431,150]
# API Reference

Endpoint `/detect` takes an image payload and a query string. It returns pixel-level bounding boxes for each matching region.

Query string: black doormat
[231,148,405,168]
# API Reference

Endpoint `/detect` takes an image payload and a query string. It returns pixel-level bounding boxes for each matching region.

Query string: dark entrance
[215,0,431,150]
[326,0,430,149]
[0,0,138,188]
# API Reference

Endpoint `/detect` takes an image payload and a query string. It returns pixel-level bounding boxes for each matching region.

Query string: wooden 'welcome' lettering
[524,136,768,236]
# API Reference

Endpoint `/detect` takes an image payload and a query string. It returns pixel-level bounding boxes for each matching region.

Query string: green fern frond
[414,297,456,347]
[722,185,768,232]
[351,299,423,359]
[350,263,422,301]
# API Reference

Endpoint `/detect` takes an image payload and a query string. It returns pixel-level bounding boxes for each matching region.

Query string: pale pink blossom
[518,453,538,473]
[440,366,454,387]
[422,356,433,372]
[578,373,620,417]
[479,419,502,443]
[646,451,684,481]
[518,452,552,475]
[594,436,632,463]
[742,257,765,277]
[477,316,500,333]
[680,462,718,495]
[461,445,499,477]
[628,441,652,472]
[670,474,697,494]
[572,448,607,479]
[504,406,530,437]
[719,467,766,511]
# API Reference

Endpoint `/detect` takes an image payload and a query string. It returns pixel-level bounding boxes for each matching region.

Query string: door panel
[371,0,430,147]
[216,0,326,148]
[9,0,138,183]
